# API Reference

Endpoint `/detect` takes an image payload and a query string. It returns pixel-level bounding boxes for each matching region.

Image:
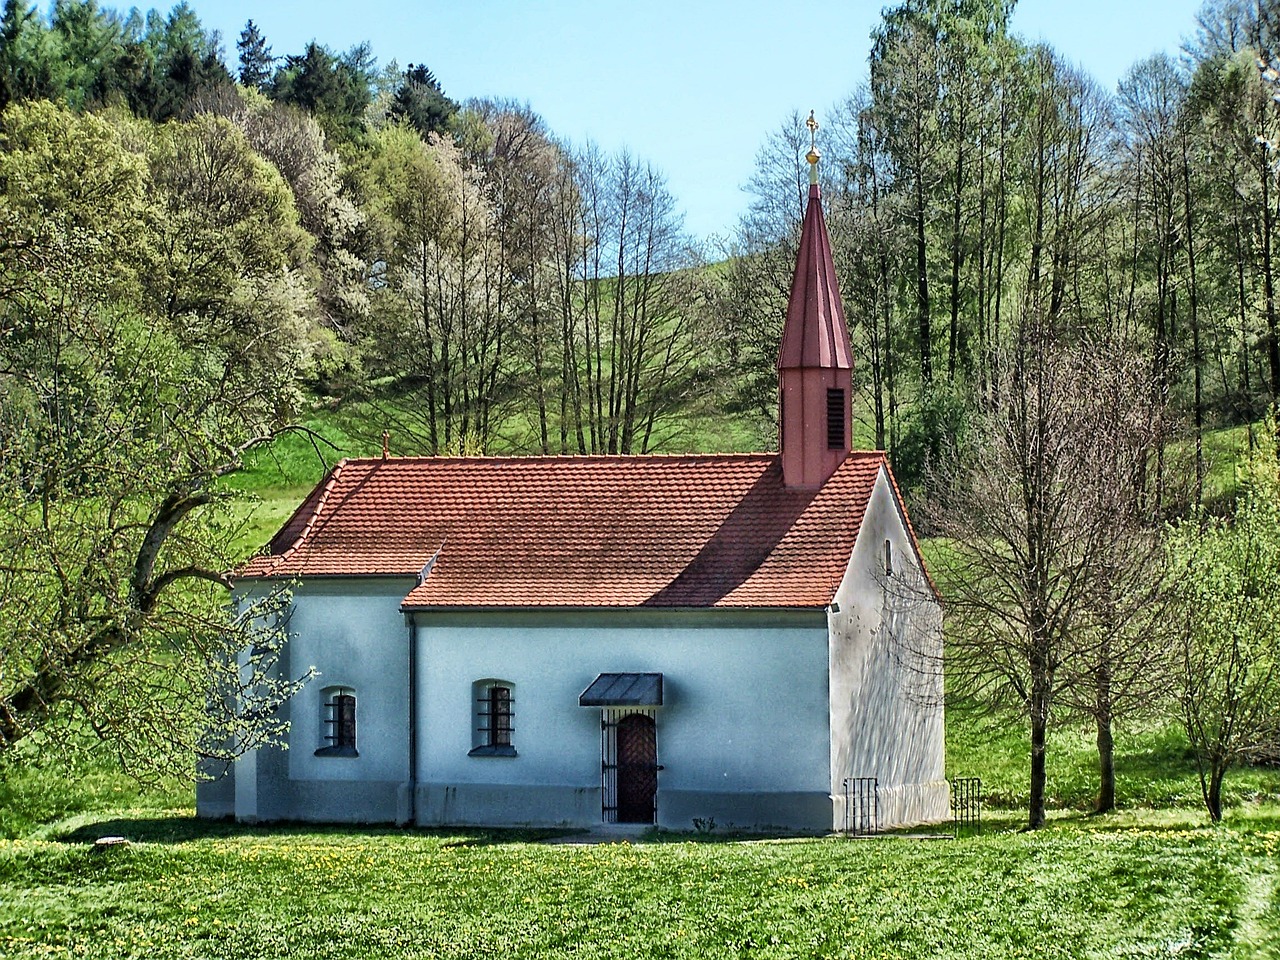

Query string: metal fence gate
[950,777,981,833]
[843,777,879,835]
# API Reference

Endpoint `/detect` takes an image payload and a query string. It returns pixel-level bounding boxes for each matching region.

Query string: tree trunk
[1202,763,1225,823]
[948,131,965,381]
[914,159,932,386]
[1260,143,1280,447]
[1093,622,1116,814]
[1029,632,1050,829]
[1095,710,1115,814]
[1029,689,1048,829]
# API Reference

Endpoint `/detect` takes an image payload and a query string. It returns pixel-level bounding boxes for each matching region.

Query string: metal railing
[950,777,981,834]
[843,777,879,835]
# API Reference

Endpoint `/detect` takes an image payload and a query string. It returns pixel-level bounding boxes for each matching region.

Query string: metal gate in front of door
[600,708,658,823]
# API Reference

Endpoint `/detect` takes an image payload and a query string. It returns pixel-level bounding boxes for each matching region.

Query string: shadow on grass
[56,815,571,847]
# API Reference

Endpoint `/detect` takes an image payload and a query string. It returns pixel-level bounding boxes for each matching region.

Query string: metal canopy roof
[578,673,663,707]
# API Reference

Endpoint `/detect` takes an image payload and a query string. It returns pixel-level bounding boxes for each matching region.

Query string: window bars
[476,685,514,747]
[316,688,358,756]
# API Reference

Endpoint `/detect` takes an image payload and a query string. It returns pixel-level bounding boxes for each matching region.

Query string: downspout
[407,611,418,826]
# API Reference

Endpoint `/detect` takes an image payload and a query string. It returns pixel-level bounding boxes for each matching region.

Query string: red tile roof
[238,452,902,609]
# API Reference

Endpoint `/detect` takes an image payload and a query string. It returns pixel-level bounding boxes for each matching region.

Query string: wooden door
[615,713,657,823]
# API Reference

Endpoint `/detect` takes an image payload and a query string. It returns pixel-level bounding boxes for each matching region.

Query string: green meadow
[0,806,1277,959]
[2,694,1278,958]
[2,417,1278,958]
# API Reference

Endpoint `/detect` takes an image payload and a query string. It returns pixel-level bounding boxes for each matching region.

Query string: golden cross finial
[805,110,820,183]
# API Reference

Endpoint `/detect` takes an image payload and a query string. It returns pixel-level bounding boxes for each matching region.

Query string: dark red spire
[778,114,853,489]
[778,182,853,372]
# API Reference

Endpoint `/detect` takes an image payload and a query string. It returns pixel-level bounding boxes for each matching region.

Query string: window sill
[468,744,517,758]
[314,745,359,758]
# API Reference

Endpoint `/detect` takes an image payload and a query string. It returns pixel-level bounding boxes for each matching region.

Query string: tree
[358,123,512,452]
[558,144,706,453]
[0,0,62,108]
[195,85,367,360]
[140,111,316,391]
[0,101,309,776]
[236,19,272,91]
[712,111,811,444]
[272,41,374,142]
[47,0,124,109]
[930,324,1171,827]
[1170,453,1280,822]
[389,62,456,137]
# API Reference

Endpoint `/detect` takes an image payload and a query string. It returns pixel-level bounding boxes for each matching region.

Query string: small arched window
[315,685,358,757]
[884,539,894,577]
[470,680,517,757]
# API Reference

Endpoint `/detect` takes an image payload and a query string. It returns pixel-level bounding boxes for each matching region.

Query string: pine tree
[390,62,456,136]
[236,18,272,90]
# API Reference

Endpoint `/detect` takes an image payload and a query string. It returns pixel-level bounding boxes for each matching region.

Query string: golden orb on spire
[805,110,820,183]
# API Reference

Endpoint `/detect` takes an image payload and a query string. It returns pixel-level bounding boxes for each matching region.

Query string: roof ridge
[331,450,886,465]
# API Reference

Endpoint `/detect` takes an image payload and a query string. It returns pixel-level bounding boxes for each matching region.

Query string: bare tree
[1057,346,1178,813]
[556,144,705,453]
[929,323,1172,827]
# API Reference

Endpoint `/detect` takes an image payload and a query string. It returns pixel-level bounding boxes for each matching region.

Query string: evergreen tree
[389,62,456,137]
[0,0,62,107]
[236,18,272,90]
[272,41,373,141]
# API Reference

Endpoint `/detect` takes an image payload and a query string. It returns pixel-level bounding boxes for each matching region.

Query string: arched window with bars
[469,679,517,757]
[315,685,358,757]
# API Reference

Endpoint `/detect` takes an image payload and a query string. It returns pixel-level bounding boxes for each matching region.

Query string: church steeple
[778,111,853,489]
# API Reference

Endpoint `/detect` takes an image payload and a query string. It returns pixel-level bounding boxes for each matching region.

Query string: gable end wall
[827,469,947,829]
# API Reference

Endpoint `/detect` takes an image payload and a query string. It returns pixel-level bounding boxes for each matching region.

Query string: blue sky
[184,0,1204,242]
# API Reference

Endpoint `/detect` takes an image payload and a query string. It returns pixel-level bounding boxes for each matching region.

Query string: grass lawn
[1,808,1277,959]
[5,413,1273,957]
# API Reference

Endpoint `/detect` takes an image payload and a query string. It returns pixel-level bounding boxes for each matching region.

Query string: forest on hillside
[3,0,1280,826]
[2,0,1279,484]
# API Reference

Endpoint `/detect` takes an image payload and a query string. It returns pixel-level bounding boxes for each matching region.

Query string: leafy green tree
[1170,454,1280,822]
[197,86,367,373]
[140,111,315,392]
[357,123,506,452]
[0,100,310,776]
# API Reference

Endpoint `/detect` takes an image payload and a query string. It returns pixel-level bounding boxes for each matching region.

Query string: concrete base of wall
[229,779,402,824]
[417,783,602,827]
[659,789,834,833]
[197,771,950,834]
[195,777,235,820]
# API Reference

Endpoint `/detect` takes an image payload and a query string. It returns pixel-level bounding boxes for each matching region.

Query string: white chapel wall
[828,468,947,829]
[414,609,832,831]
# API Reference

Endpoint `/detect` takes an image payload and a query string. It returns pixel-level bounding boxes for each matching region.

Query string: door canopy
[579,673,663,707]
